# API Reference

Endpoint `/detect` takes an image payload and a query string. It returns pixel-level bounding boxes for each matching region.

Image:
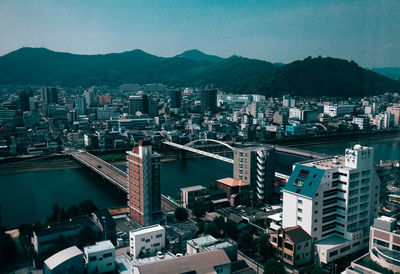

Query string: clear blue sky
[0,0,399,67]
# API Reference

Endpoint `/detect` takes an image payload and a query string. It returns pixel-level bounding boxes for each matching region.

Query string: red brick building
[127,140,161,226]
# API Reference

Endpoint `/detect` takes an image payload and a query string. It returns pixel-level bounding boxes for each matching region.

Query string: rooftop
[133,249,231,274]
[302,156,346,170]
[130,224,164,235]
[284,226,312,244]
[180,185,207,192]
[314,235,350,250]
[84,240,115,254]
[187,235,219,248]
[44,246,83,270]
[217,177,249,187]
[283,164,326,198]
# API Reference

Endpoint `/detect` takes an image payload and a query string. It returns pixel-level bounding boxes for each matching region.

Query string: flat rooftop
[302,156,346,170]
[187,235,219,248]
[180,185,207,192]
[217,177,249,187]
[314,235,350,250]
[130,224,164,235]
[84,240,115,254]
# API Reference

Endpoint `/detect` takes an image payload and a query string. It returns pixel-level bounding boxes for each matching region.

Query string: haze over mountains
[0,47,399,97]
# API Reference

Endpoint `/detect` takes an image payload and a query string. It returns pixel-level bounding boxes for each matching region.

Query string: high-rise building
[233,146,275,205]
[170,90,182,108]
[282,145,380,266]
[18,88,34,112]
[84,89,96,107]
[40,87,58,105]
[127,140,161,226]
[201,88,217,113]
[75,96,87,115]
[128,94,149,115]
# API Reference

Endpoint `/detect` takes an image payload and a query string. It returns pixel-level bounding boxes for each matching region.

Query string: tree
[208,181,218,190]
[67,205,79,218]
[224,220,238,240]
[311,266,327,274]
[78,199,98,215]
[205,222,219,238]
[264,258,284,274]
[47,204,61,223]
[197,221,205,234]
[238,230,252,252]
[192,200,206,219]
[77,227,97,248]
[213,216,225,232]
[174,207,189,221]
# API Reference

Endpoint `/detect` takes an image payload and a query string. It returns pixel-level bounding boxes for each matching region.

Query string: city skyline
[1,0,400,68]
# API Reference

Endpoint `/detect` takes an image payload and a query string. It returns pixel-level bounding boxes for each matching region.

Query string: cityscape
[1,1,400,274]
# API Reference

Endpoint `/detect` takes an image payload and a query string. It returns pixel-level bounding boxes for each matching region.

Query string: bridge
[163,139,292,180]
[71,151,128,192]
[70,151,180,210]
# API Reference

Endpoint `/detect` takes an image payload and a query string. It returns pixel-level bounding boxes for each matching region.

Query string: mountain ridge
[1,47,399,96]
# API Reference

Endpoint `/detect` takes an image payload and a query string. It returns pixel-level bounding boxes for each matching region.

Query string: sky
[0,0,399,68]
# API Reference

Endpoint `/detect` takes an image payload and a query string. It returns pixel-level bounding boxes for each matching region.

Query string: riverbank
[267,129,400,147]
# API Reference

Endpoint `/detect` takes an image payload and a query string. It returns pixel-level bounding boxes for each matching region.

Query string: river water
[1,136,399,228]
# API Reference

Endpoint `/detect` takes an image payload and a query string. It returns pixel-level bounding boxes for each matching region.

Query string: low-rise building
[217,177,250,206]
[132,249,231,274]
[180,185,208,209]
[92,209,116,244]
[130,224,165,259]
[269,226,312,267]
[84,240,116,274]
[44,246,84,274]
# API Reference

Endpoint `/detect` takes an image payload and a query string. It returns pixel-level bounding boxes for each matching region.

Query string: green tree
[238,230,252,252]
[78,199,98,215]
[47,204,61,223]
[213,216,225,232]
[197,221,205,234]
[205,222,219,238]
[67,205,79,218]
[192,200,206,219]
[208,181,218,190]
[311,266,327,274]
[174,207,189,221]
[264,258,284,274]
[224,220,238,240]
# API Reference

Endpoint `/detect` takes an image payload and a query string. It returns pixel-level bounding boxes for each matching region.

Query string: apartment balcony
[257,174,265,183]
[256,193,264,200]
[257,169,265,177]
[257,162,265,171]
[256,157,266,165]
[257,187,265,194]
[257,180,265,189]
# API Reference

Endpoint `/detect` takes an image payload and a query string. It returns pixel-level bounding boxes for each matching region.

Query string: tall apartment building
[127,140,161,226]
[40,87,58,105]
[282,145,380,266]
[18,88,34,112]
[170,90,182,108]
[200,88,217,113]
[128,94,149,115]
[233,146,275,205]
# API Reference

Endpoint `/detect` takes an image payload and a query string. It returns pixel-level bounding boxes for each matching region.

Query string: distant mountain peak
[176,49,223,63]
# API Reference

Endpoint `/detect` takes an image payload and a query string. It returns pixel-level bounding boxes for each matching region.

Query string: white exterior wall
[84,243,115,274]
[130,225,165,259]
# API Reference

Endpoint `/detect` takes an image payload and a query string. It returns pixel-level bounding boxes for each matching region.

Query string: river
[1,136,399,228]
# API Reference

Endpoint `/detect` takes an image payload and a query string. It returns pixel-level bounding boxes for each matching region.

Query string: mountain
[175,49,223,63]
[260,57,400,97]
[1,48,399,97]
[372,67,400,80]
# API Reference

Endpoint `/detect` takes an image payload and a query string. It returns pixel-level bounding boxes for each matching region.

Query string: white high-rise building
[282,145,380,266]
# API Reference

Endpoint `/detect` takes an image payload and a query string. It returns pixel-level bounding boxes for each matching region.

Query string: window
[373,239,389,248]
[393,245,400,252]
[297,216,302,221]
[106,263,112,266]
[305,242,309,247]
[298,208,302,213]
[284,253,293,261]
[284,242,293,250]
[103,253,112,258]
[89,256,97,262]
[272,237,277,243]
[156,234,163,238]
[340,246,351,253]
[298,199,303,205]
[141,238,145,242]
[152,243,160,247]
[146,239,150,242]
[315,210,318,214]
[329,250,338,258]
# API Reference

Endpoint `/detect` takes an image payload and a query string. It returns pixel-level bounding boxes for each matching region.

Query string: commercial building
[233,146,275,205]
[41,87,58,105]
[201,88,217,113]
[84,240,116,274]
[282,145,380,265]
[170,90,182,108]
[323,104,355,117]
[43,246,84,274]
[128,94,148,115]
[132,249,231,274]
[18,88,34,112]
[347,216,400,273]
[127,140,162,226]
[130,224,165,259]
[269,226,312,267]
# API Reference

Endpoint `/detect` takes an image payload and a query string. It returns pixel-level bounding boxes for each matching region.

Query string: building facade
[127,140,162,226]
[84,240,116,274]
[233,146,275,205]
[129,224,165,259]
[282,145,380,265]
[201,88,217,113]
